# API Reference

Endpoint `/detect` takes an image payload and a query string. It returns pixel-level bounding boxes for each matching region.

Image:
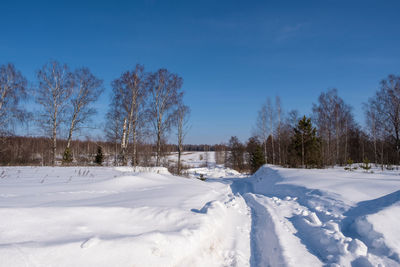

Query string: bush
[199,174,206,181]
[94,146,104,166]
[344,158,354,171]
[360,158,371,171]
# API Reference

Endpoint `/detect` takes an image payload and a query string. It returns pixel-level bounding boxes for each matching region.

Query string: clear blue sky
[2,0,400,144]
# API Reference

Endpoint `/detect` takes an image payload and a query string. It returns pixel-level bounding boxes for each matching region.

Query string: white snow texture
[1,152,400,267]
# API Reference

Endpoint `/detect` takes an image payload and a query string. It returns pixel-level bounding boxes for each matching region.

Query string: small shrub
[345,158,354,171]
[360,158,371,171]
[199,173,206,181]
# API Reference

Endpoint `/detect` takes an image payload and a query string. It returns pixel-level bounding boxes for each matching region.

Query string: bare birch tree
[375,75,400,162]
[256,102,268,163]
[276,96,282,165]
[266,98,275,164]
[313,89,354,165]
[36,61,72,165]
[364,96,385,165]
[111,64,147,166]
[147,69,183,166]
[0,63,28,139]
[105,96,124,165]
[63,67,103,162]
[176,104,190,175]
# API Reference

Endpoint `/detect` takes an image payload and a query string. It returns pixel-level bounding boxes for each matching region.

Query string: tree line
[1,61,400,173]
[0,61,190,173]
[224,75,400,173]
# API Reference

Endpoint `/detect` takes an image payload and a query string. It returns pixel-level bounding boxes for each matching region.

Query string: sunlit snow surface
[1,156,400,267]
[0,166,251,267]
[236,166,400,267]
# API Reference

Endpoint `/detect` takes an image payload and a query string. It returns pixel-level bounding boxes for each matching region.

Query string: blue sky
[1,0,400,144]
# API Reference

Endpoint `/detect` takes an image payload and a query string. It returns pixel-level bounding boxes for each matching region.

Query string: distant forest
[1,61,400,173]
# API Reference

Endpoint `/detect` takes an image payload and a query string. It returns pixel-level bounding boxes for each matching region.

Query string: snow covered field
[1,157,400,266]
[0,166,250,267]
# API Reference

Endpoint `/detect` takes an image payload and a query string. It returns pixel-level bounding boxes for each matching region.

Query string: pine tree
[360,157,371,171]
[289,116,321,168]
[95,146,104,166]
[62,147,73,164]
[247,136,266,174]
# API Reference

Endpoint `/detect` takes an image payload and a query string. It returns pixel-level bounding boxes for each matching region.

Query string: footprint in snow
[80,237,100,249]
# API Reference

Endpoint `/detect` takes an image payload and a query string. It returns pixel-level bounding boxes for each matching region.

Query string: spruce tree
[247,136,266,174]
[289,116,321,168]
[62,147,73,164]
[94,146,104,166]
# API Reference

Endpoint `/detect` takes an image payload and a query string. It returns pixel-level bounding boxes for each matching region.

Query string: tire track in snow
[228,167,400,266]
[244,194,286,267]
[230,177,321,266]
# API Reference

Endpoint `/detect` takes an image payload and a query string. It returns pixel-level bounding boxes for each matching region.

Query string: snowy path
[226,166,400,267]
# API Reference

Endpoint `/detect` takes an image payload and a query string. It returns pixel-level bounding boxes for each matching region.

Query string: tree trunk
[336,133,340,165]
[121,118,128,166]
[381,141,384,171]
[114,140,118,166]
[344,120,348,163]
[51,108,57,166]
[278,127,281,165]
[177,145,182,175]
[132,126,137,168]
[263,137,267,163]
[301,132,304,168]
[156,115,162,166]
[271,135,275,165]
[66,119,76,150]
[327,131,331,166]
[52,122,57,166]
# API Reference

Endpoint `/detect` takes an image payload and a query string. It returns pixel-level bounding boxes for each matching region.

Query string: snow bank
[0,166,251,267]
[187,165,246,179]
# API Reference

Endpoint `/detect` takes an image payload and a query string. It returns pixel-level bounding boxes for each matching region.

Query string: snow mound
[187,165,245,179]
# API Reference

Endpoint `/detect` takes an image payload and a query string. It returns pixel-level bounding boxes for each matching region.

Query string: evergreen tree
[94,146,104,166]
[227,136,245,172]
[289,116,321,168]
[247,136,266,174]
[360,157,371,171]
[62,147,73,164]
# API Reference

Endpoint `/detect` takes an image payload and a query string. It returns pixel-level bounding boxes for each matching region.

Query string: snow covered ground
[1,158,400,266]
[0,166,250,267]
[231,166,400,266]
[165,151,217,168]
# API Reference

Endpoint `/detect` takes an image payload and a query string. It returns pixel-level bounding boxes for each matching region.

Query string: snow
[187,166,245,179]
[166,151,216,168]
[0,166,250,267]
[1,158,400,266]
[235,165,400,266]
